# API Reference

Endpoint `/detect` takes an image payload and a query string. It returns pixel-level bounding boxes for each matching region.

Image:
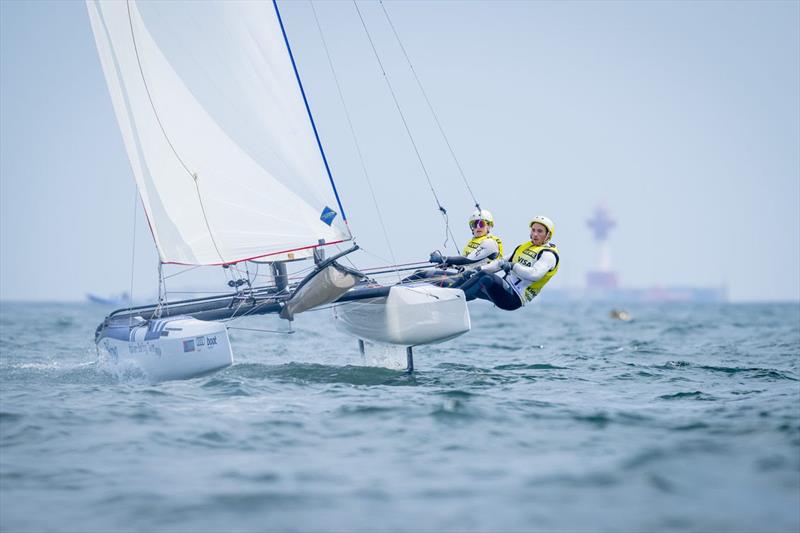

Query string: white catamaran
[87,0,472,380]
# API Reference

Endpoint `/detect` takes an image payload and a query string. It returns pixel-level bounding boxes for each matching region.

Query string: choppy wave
[0,301,798,532]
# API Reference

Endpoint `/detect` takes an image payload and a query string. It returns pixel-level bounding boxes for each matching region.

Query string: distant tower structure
[586,205,619,289]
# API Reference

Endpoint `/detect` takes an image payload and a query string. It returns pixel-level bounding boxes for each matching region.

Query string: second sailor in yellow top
[429,209,503,268]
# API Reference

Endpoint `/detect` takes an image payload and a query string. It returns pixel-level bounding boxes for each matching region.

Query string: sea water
[1,301,798,532]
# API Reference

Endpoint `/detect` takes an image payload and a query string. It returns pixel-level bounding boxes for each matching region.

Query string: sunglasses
[470,220,488,229]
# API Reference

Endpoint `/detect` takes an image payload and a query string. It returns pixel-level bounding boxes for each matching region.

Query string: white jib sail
[86,0,351,265]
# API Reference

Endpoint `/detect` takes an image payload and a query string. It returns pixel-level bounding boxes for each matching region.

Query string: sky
[1,0,798,302]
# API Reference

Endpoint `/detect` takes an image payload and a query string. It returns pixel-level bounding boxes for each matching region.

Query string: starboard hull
[96,316,233,381]
[332,285,471,346]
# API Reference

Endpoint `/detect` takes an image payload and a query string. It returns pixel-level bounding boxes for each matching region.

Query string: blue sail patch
[320,206,337,226]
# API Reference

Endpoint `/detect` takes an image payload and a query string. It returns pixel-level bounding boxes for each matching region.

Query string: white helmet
[529,215,555,240]
[469,209,494,227]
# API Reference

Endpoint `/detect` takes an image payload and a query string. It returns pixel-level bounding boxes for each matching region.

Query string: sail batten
[87,0,352,266]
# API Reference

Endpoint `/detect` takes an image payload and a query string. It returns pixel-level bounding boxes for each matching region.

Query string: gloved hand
[498,259,513,273]
[450,267,481,288]
[463,267,480,280]
[429,251,444,264]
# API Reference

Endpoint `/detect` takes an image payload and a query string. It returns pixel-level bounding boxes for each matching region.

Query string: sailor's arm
[464,238,499,262]
[430,242,499,266]
[479,258,504,274]
[510,251,557,281]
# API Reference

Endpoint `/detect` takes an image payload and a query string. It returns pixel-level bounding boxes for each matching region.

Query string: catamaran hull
[332,285,471,346]
[96,317,233,381]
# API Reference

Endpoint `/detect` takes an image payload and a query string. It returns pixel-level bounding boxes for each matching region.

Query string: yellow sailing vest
[462,234,504,259]
[509,241,560,302]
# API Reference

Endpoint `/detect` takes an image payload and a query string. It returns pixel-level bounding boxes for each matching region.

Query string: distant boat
[86,292,131,306]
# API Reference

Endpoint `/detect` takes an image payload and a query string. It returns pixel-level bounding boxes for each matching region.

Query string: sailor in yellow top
[405,209,503,285]
[429,209,503,268]
[454,215,560,310]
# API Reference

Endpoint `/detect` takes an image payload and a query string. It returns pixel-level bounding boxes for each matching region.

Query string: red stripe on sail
[160,239,350,266]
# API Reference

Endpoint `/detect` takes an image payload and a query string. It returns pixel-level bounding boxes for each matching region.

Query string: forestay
[86,0,351,265]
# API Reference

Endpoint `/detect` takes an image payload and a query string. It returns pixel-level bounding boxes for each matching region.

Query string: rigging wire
[165,291,234,295]
[162,265,202,281]
[228,326,294,335]
[332,243,435,281]
[224,296,282,323]
[379,0,481,212]
[127,186,138,327]
[352,1,459,254]
[154,261,168,319]
[354,246,408,273]
[310,1,402,283]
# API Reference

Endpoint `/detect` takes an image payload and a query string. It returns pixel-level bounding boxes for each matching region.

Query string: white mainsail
[86,0,351,265]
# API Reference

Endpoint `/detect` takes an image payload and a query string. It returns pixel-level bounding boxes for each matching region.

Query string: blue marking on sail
[320,206,337,226]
